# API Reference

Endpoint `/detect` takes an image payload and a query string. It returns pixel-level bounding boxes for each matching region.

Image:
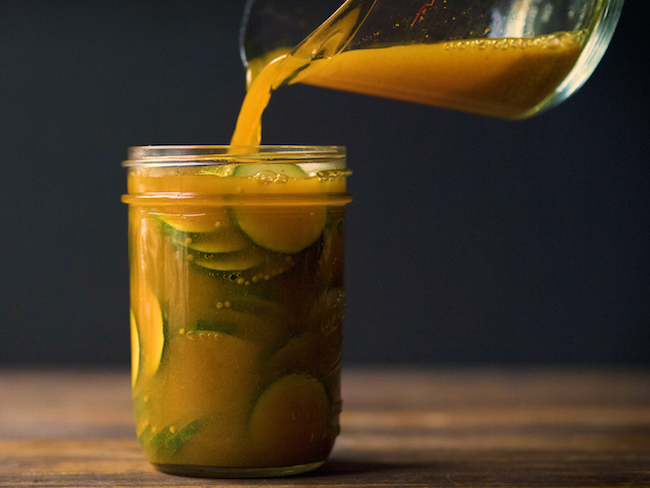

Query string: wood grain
[1,367,648,487]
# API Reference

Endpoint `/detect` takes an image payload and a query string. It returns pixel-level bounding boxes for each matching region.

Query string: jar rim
[123,145,346,167]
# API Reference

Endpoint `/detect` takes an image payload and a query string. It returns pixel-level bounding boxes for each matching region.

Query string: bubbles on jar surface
[186,330,224,341]
[222,255,295,286]
[251,170,289,184]
[443,31,585,52]
[316,288,346,335]
[316,169,352,181]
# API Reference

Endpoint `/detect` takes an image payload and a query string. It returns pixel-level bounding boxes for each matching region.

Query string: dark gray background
[1,1,647,366]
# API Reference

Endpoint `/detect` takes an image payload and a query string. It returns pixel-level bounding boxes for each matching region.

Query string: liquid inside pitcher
[239,0,624,120]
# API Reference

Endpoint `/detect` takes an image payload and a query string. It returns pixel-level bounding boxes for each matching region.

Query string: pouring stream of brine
[231,0,375,146]
[231,0,622,146]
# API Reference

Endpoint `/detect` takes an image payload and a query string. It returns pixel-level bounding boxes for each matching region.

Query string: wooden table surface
[1,367,648,487]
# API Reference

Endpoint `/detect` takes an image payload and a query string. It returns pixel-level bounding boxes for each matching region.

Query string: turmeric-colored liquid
[127,164,348,475]
[231,31,584,146]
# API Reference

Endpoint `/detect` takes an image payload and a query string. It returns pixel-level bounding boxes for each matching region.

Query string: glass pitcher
[240,0,624,118]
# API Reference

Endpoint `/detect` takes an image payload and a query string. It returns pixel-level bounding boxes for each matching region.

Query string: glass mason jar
[122,146,351,478]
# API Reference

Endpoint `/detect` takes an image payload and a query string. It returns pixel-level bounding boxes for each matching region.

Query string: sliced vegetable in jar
[138,418,203,458]
[232,162,307,180]
[190,248,267,272]
[231,163,327,254]
[232,206,326,254]
[131,282,164,385]
[158,207,231,234]
[174,229,249,254]
[190,249,297,284]
[192,296,292,347]
[159,207,251,255]
[249,373,332,466]
[130,310,140,389]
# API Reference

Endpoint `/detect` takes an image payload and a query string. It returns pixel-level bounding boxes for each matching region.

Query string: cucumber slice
[231,164,327,254]
[131,282,164,383]
[139,418,203,456]
[192,300,289,346]
[191,248,266,272]
[191,311,269,344]
[130,310,140,389]
[233,206,327,254]
[175,229,249,254]
[267,329,342,379]
[158,208,230,234]
[249,374,331,465]
[190,248,297,284]
[159,208,250,254]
